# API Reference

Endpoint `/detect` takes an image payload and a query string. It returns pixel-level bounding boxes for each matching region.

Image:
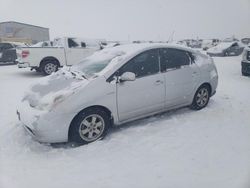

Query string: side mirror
[119,72,136,82]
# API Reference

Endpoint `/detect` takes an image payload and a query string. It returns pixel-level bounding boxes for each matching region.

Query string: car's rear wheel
[41,61,58,75]
[69,108,111,145]
[190,85,210,110]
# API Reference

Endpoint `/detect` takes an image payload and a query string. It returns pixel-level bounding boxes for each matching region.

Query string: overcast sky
[0,0,250,41]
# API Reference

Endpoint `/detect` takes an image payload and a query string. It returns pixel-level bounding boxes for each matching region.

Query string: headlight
[51,95,66,108]
[39,94,67,111]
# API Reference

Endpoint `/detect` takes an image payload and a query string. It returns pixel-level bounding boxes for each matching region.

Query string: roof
[0,21,49,30]
[78,43,201,78]
[101,43,197,56]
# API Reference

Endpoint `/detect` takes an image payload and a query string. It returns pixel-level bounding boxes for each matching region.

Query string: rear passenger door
[160,48,200,108]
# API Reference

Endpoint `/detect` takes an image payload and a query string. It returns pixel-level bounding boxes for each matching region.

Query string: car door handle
[155,80,164,85]
[192,71,198,76]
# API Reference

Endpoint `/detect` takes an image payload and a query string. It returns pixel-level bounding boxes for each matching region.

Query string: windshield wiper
[70,70,87,80]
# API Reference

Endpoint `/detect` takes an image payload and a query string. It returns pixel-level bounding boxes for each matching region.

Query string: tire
[69,108,111,145]
[190,85,210,110]
[41,61,58,75]
[242,71,249,76]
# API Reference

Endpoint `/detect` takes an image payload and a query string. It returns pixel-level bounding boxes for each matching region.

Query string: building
[0,21,49,44]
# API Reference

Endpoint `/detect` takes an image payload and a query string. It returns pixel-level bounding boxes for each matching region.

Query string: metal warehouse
[0,21,49,44]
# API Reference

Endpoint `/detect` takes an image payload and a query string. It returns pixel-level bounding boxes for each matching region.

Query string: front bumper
[241,61,250,75]
[17,102,74,143]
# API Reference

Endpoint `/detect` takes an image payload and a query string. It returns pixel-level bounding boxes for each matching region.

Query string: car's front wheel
[69,108,111,145]
[190,85,210,110]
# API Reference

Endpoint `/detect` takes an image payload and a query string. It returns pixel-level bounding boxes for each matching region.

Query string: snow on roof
[97,43,196,58]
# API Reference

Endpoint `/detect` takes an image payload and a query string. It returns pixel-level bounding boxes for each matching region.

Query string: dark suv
[241,47,250,76]
[0,42,24,65]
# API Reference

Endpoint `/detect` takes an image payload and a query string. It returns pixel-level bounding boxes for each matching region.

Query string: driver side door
[116,49,165,122]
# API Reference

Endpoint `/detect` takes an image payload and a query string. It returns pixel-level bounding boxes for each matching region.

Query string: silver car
[17,43,218,145]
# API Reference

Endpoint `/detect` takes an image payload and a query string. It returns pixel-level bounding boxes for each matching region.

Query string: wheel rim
[79,114,105,142]
[196,88,209,107]
[44,63,57,74]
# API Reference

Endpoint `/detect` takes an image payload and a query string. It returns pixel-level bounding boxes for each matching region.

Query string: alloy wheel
[196,88,209,107]
[44,63,57,75]
[78,114,105,142]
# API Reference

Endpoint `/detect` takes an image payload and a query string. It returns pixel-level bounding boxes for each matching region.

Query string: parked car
[201,39,220,51]
[223,37,239,42]
[241,38,250,45]
[241,46,250,76]
[17,37,102,75]
[0,42,27,65]
[178,39,202,48]
[207,41,245,56]
[100,42,120,49]
[17,43,218,145]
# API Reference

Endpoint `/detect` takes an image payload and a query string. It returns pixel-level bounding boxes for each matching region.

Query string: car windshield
[71,49,125,77]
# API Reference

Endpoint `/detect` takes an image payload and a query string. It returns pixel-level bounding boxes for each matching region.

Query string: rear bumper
[18,62,29,68]
[241,61,250,74]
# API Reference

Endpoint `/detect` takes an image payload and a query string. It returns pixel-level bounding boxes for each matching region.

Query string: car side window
[118,49,159,78]
[68,38,80,48]
[160,48,190,72]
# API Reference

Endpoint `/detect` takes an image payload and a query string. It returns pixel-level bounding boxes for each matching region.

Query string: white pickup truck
[17,37,102,75]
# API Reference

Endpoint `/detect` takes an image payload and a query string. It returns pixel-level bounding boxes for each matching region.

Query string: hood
[22,67,89,111]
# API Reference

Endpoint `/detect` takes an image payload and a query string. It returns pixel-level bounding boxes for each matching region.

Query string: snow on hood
[207,42,235,53]
[22,67,89,111]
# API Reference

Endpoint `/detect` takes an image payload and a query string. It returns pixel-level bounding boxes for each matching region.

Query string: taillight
[247,51,250,61]
[22,50,29,58]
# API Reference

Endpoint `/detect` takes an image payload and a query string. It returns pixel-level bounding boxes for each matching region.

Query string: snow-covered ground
[0,56,250,188]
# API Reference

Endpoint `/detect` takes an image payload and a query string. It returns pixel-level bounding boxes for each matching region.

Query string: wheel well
[199,83,212,96]
[68,105,113,140]
[40,56,60,68]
